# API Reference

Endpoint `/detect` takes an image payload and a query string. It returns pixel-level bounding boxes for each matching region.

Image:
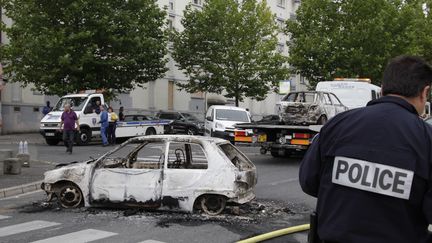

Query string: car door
[161,142,209,210]
[321,93,336,118]
[90,141,165,207]
[204,108,213,136]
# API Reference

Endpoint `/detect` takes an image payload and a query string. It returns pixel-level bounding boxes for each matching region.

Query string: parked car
[41,135,257,215]
[278,91,348,125]
[156,111,204,135]
[205,105,251,142]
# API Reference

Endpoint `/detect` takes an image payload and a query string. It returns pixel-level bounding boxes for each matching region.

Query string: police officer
[299,55,432,243]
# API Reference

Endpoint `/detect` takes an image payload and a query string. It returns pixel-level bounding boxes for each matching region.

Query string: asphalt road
[0,143,316,243]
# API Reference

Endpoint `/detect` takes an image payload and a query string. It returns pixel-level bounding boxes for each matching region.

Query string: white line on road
[269,178,298,186]
[0,220,60,237]
[31,229,118,243]
[0,190,43,201]
[0,215,11,220]
[138,240,166,243]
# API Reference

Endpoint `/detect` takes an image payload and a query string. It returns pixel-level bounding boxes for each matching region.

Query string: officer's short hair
[382,56,432,97]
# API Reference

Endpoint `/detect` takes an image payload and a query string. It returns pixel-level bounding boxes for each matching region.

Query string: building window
[168,16,175,30]
[168,80,174,110]
[192,0,202,6]
[300,75,305,84]
[169,0,174,12]
[277,0,286,8]
[33,107,40,112]
[277,43,284,53]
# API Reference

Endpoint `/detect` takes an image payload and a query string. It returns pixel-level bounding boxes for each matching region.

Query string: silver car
[278,91,348,125]
[41,135,257,215]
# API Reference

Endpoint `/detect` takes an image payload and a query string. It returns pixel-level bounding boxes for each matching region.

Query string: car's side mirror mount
[206,116,213,121]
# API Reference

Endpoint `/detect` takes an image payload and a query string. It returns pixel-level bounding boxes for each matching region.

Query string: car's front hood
[44,160,94,184]
[41,111,63,123]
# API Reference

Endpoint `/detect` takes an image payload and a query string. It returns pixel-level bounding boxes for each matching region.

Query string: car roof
[128,135,228,144]
[210,105,247,111]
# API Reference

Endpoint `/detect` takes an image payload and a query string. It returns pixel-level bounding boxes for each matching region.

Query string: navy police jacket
[299,96,432,243]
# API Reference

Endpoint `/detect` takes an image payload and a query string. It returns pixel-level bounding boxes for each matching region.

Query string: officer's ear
[421,85,430,103]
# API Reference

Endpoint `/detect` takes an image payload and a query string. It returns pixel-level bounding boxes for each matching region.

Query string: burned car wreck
[278,91,348,125]
[41,135,257,215]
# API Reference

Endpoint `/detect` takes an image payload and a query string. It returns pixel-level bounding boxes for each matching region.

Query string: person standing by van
[107,107,118,145]
[99,105,109,147]
[59,104,80,154]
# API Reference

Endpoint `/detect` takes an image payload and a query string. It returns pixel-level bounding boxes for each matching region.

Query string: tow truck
[234,124,321,157]
[40,91,171,145]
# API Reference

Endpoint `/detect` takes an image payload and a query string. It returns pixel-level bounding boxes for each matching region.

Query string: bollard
[23,141,29,154]
[18,141,24,154]
[3,158,22,175]
[0,149,13,162]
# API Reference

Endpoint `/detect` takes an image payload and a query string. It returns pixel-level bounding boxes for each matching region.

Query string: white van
[205,105,251,142]
[316,79,381,109]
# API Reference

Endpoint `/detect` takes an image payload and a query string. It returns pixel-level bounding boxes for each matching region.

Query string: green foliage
[286,0,422,88]
[0,0,168,97]
[172,0,290,106]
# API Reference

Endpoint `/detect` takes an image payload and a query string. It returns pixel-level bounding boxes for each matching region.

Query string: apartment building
[0,0,305,134]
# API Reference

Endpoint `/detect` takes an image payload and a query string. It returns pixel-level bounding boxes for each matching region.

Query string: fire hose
[236,223,310,243]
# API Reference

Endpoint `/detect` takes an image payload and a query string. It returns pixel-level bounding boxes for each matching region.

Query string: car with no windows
[278,91,348,125]
[41,135,257,215]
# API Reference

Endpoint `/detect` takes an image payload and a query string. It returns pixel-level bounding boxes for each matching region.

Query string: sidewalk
[0,133,54,198]
[0,132,46,145]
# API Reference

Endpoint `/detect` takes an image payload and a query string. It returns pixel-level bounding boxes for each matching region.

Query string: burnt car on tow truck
[278,91,348,125]
[41,135,257,215]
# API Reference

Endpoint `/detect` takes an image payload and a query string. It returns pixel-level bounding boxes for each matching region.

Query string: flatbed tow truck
[234,123,322,157]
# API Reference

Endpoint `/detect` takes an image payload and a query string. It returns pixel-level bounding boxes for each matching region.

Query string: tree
[286,0,421,88]
[172,0,290,107]
[0,0,168,97]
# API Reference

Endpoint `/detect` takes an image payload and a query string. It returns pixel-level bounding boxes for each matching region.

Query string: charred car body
[278,91,348,125]
[41,135,257,215]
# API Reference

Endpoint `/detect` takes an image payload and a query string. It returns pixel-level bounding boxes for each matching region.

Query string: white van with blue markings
[316,79,381,110]
[40,92,170,145]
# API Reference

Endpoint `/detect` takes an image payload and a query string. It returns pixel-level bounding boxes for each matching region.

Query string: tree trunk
[235,94,239,107]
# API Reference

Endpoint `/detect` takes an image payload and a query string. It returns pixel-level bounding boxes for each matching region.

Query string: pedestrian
[42,101,52,116]
[59,103,80,154]
[299,55,432,243]
[119,106,125,121]
[99,105,109,146]
[107,107,118,145]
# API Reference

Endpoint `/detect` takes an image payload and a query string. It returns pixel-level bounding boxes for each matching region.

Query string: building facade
[0,0,306,134]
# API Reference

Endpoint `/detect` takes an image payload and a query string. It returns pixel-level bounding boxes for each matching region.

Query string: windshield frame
[53,96,89,112]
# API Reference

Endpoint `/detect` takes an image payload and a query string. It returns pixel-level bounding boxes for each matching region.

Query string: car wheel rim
[201,196,226,215]
[59,186,82,208]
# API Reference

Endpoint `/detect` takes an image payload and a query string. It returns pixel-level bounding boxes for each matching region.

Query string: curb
[0,180,43,199]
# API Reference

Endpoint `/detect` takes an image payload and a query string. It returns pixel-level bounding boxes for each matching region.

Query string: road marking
[138,240,166,243]
[0,190,43,201]
[0,220,60,237]
[31,229,118,243]
[269,178,298,186]
[0,215,10,220]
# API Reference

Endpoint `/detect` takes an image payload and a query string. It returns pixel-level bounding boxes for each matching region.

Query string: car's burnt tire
[45,138,60,146]
[145,127,156,135]
[76,128,91,146]
[317,115,327,125]
[200,195,226,215]
[56,183,84,209]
